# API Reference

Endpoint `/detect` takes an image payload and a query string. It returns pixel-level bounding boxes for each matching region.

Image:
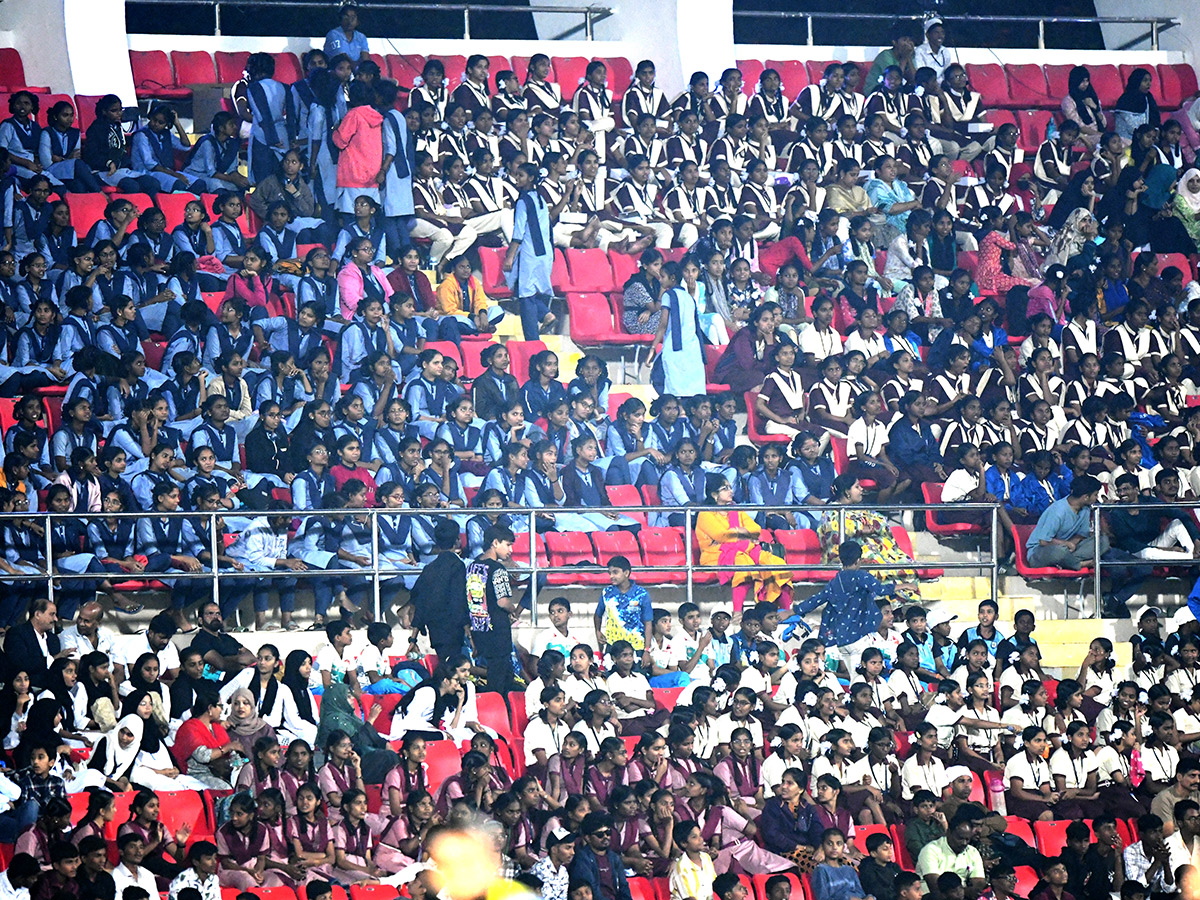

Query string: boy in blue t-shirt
[595,555,653,660]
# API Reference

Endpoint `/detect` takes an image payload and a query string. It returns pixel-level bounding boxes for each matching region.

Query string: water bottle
[986,770,1007,815]
[1045,119,1058,142]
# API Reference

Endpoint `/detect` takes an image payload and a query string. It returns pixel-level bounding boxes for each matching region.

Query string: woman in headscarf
[172,693,236,790]
[281,649,320,746]
[225,687,276,758]
[38,657,90,741]
[127,651,172,730]
[122,689,210,790]
[1103,163,1196,254]
[1046,171,1097,232]
[14,697,71,769]
[87,714,142,791]
[316,682,398,788]
[1062,66,1107,151]
[1046,208,1100,271]
[1173,168,1200,250]
[1113,67,1161,143]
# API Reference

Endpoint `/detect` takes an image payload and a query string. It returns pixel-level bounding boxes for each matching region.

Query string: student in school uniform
[243,53,291,186]
[130,105,191,194]
[182,111,248,194]
[37,100,105,193]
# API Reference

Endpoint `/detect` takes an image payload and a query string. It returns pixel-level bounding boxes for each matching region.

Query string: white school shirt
[1049,747,1099,790]
[713,712,764,748]
[1142,744,1181,785]
[846,417,888,459]
[901,754,948,800]
[1003,750,1052,791]
[608,671,653,719]
[1093,745,1130,787]
[532,625,591,661]
[887,668,925,708]
[925,703,965,750]
[523,716,570,766]
[940,468,980,503]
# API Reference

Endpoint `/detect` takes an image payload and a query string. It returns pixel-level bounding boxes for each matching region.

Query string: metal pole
[215,1,221,36]
[1092,506,1102,619]
[209,511,219,609]
[585,9,594,40]
[371,509,381,623]
[44,514,53,604]
[990,505,998,602]
[463,6,471,40]
[528,510,538,626]
[1037,18,1045,50]
[685,510,694,609]
[806,15,813,45]
[1151,20,1159,50]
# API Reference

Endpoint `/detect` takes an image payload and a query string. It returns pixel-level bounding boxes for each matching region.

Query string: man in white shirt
[115,611,181,694]
[531,597,590,661]
[59,601,117,660]
[913,17,953,83]
[112,833,160,898]
[1165,798,1200,880]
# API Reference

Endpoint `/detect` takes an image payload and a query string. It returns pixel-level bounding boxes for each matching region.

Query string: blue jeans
[0,800,39,843]
[518,293,551,340]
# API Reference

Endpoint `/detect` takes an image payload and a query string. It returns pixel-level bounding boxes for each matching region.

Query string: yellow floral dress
[818,506,921,597]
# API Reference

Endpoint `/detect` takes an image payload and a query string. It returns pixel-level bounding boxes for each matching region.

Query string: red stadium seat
[829,435,876,489]
[0,49,46,92]
[66,193,110,236]
[387,55,423,89]
[551,249,570,294]
[608,249,639,286]
[745,391,789,444]
[507,692,530,733]
[1086,65,1124,104]
[511,56,544,82]
[486,56,512,80]
[1005,64,1051,108]
[1014,867,1039,898]
[171,51,217,86]
[965,64,1008,107]
[601,57,634,100]
[1159,64,1199,109]
[890,824,914,870]
[922,482,984,536]
[1004,816,1037,848]
[606,485,648,527]
[1012,525,1093,578]
[553,57,589,102]
[273,53,303,85]
[636,527,687,584]
[1035,819,1093,857]
[129,51,190,100]
[564,248,616,292]
[157,791,208,841]
[352,886,404,900]
[478,246,511,298]
[1013,110,1052,154]
[805,59,841,86]
[475,691,514,741]
[459,341,497,380]
[593,529,642,565]
[504,340,547,385]
[141,341,165,371]
[1044,65,1074,104]
[628,878,658,900]
[652,686,684,711]
[510,530,549,570]
[214,51,251,84]
[852,824,890,857]
[544,531,606,585]
[567,293,619,347]
[423,740,462,793]
[74,95,105,133]
[737,60,766,92]
[156,192,198,233]
[767,60,807,95]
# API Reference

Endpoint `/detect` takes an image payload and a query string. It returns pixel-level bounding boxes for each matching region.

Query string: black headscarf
[1046,171,1094,231]
[1067,66,1102,127]
[14,697,65,768]
[282,650,317,726]
[1094,167,1142,226]
[120,689,164,753]
[1115,68,1161,125]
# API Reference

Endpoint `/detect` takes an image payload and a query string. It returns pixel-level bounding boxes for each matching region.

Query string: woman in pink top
[337,236,393,320]
[1025,264,1070,326]
[332,81,384,215]
[222,244,275,315]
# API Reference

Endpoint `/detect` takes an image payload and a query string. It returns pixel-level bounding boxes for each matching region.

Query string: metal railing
[16,502,1003,627]
[731,11,1179,51]
[141,1,613,40]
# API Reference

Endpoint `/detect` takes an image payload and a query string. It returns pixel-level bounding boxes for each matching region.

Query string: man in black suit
[4,598,64,689]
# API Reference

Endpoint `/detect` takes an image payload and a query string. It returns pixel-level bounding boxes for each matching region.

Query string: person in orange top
[332,81,384,217]
[435,256,504,334]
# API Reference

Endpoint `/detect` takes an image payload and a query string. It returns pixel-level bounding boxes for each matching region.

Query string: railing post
[371,509,381,623]
[585,8,594,40]
[210,511,219,609]
[463,6,471,40]
[685,509,694,609]
[1151,19,1159,50]
[806,15,813,45]
[215,0,221,36]
[1092,506,1102,618]
[528,510,538,626]
[1037,18,1045,49]
[990,505,998,602]
[44,514,53,604]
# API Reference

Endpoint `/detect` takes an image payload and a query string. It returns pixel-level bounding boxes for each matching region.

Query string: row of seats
[738,59,1199,112]
[65,189,261,237]
[129,49,638,102]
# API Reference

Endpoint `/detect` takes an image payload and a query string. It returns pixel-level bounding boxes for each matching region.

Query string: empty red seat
[636,527,687,584]
[592,530,641,566]
[510,529,549,570]
[552,57,589,102]
[1005,64,1051,108]
[0,49,46,92]
[129,50,190,100]
[568,293,623,347]
[544,531,606,585]
[423,740,461,793]
[1160,64,1199,109]
[475,691,514,741]
[387,55,423,89]
[171,51,217,86]
[965,64,1008,107]
[1044,65,1074,104]
[564,247,616,292]
[608,248,638,286]
[551,249,570,294]
[1086,64,1124,104]
[1014,109,1053,153]
[273,53,303,85]
[157,791,208,841]
[215,51,251,84]
[477,246,511,299]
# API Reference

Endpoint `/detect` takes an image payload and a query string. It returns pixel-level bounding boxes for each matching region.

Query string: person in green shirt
[866,20,918,93]
[904,789,947,862]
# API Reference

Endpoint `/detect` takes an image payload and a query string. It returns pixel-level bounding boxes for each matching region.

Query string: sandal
[114,602,144,614]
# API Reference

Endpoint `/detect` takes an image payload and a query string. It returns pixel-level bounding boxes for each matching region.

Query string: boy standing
[467,524,518,694]
[955,599,1006,663]
[595,555,653,664]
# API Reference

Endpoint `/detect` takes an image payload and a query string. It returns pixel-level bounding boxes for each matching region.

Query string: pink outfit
[223,272,272,309]
[975,231,1038,296]
[337,263,393,319]
[333,106,385,188]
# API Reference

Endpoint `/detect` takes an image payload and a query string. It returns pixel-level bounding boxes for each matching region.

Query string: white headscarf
[101,714,144,778]
[1177,168,1200,214]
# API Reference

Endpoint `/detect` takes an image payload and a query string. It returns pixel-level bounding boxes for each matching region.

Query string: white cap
[924,16,944,32]
[1172,607,1196,630]
[926,607,959,628]
[712,604,734,620]
[945,765,972,782]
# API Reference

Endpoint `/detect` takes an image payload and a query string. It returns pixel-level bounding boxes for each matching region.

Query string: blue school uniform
[291,467,335,511]
[381,108,415,218]
[748,467,798,530]
[210,220,247,275]
[17,279,57,332]
[11,198,51,260]
[297,274,340,324]
[333,221,387,267]
[255,225,300,290]
[404,375,454,441]
[258,317,325,369]
[162,327,203,375]
[338,318,388,382]
[130,126,189,192]
[203,323,254,371]
[658,463,705,526]
[435,420,484,457]
[482,421,545,466]
[131,230,176,265]
[190,421,238,468]
[0,115,54,182]
[520,378,567,421]
[37,125,95,188]
[182,132,241,192]
[307,103,340,212]
[247,78,290,184]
